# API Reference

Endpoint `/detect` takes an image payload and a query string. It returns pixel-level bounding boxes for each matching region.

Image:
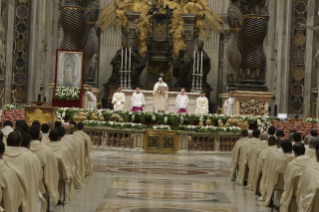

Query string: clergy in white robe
[41,123,50,144]
[2,121,13,145]
[3,131,45,212]
[230,129,249,181]
[224,92,235,115]
[176,89,189,114]
[305,137,318,161]
[195,92,209,114]
[153,78,168,112]
[237,130,261,185]
[280,143,314,212]
[86,89,97,109]
[112,87,126,111]
[246,133,269,190]
[77,123,94,176]
[296,154,319,212]
[48,129,72,203]
[252,137,278,194]
[29,126,60,207]
[263,139,294,206]
[131,87,145,112]
[0,140,23,212]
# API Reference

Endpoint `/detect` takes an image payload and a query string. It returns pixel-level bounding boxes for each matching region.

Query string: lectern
[24,102,57,126]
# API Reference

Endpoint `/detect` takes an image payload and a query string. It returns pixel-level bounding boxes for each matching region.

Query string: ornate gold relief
[239,99,266,116]
[25,107,57,126]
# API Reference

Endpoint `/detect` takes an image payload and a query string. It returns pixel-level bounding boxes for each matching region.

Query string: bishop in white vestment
[112,87,126,111]
[86,89,97,109]
[224,92,235,115]
[131,87,145,112]
[153,78,168,112]
[176,89,189,114]
[195,92,209,114]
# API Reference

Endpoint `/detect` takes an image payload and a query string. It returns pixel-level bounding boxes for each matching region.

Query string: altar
[123,90,200,113]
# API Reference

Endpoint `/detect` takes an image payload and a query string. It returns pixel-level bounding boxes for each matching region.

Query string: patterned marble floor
[54,151,271,212]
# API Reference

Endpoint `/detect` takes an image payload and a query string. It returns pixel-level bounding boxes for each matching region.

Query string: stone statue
[197,41,211,89]
[108,41,127,84]
[131,45,148,86]
[172,49,192,87]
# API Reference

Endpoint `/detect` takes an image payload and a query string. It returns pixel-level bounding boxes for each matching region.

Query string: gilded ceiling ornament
[293,33,306,47]
[292,67,304,81]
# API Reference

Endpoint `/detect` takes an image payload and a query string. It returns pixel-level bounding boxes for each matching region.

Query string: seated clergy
[112,87,126,111]
[48,129,72,204]
[237,129,260,186]
[305,136,319,161]
[29,125,59,208]
[2,121,13,145]
[252,136,278,195]
[268,126,276,137]
[303,135,310,151]
[48,121,55,131]
[3,131,44,212]
[310,129,318,137]
[230,129,249,181]
[195,92,209,115]
[0,133,23,212]
[247,133,269,190]
[263,139,295,206]
[280,143,314,212]
[292,132,302,144]
[41,123,50,144]
[176,89,189,114]
[296,148,319,211]
[131,87,145,112]
[77,123,94,176]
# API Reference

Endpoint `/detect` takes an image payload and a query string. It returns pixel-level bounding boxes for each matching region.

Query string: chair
[271,173,285,212]
[289,176,300,212]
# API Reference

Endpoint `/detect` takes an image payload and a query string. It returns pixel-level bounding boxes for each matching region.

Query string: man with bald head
[247,133,269,190]
[305,136,319,161]
[280,143,314,211]
[48,121,55,130]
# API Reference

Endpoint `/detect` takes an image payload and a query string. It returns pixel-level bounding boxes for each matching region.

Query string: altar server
[48,129,72,203]
[153,78,168,112]
[77,122,94,176]
[224,91,235,115]
[3,131,45,212]
[195,92,209,114]
[237,129,260,186]
[112,87,126,111]
[0,135,23,212]
[230,129,249,181]
[280,143,314,212]
[86,88,97,109]
[131,87,145,112]
[296,149,319,212]
[305,136,319,160]
[263,139,294,206]
[246,133,268,190]
[2,120,13,145]
[29,126,60,207]
[176,89,189,114]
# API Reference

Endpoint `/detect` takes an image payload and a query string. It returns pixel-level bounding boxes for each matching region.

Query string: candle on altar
[124,48,127,70]
[129,48,131,70]
[120,49,123,70]
[193,51,196,74]
[200,51,203,74]
[196,51,200,74]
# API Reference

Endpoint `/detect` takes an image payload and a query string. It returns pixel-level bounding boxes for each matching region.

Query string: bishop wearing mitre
[224,91,235,115]
[176,89,189,114]
[195,92,209,114]
[131,87,145,112]
[112,87,126,111]
[153,78,168,112]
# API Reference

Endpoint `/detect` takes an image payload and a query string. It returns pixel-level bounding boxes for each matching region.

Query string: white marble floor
[54,151,271,212]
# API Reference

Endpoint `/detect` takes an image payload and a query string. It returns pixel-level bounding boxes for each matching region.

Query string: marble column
[181,14,196,56]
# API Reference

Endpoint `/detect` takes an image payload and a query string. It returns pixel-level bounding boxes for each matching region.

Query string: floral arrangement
[83,120,146,130]
[3,104,16,110]
[178,125,241,133]
[256,117,273,132]
[54,86,80,101]
[305,118,319,123]
[153,125,171,130]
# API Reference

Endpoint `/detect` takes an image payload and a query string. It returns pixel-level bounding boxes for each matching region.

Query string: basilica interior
[0,0,319,212]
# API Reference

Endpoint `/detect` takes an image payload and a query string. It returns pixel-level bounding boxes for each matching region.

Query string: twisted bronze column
[237,0,269,91]
[226,0,243,89]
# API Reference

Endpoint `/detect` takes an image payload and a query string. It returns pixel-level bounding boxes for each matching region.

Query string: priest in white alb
[86,88,97,109]
[176,89,189,114]
[131,87,145,112]
[224,91,235,115]
[280,143,314,212]
[2,121,13,145]
[153,78,168,112]
[305,136,318,161]
[77,123,94,176]
[195,92,209,114]
[112,87,126,111]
